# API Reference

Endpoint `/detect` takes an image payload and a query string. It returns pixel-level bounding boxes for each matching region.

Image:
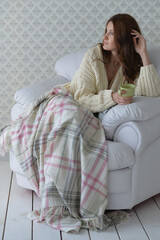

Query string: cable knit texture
[63,44,160,113]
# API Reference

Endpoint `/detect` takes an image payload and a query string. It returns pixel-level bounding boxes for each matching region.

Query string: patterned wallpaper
[0,0,160,126]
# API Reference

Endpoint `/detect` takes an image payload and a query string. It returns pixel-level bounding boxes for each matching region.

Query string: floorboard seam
[2,171,13,240]
[133,207,150,240]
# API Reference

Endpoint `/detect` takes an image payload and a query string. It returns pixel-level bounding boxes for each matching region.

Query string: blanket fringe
[80,210,131,231]
[28,206,131,233]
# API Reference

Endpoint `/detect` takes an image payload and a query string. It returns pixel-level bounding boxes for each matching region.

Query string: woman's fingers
[118,96,133,104]
[112,92,133,105]
[131,29,141,37]
[131,29,147,55]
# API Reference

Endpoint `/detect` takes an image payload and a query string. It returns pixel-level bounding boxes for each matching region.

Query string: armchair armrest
[101,96,160,156]
[14,75,68,108]
[102,96,160,140]
[114,114,160,156]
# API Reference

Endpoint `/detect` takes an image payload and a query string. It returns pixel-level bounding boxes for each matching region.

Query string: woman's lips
[103,41,108,45]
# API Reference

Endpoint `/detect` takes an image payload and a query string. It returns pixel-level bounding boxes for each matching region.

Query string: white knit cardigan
[64,44,160,113]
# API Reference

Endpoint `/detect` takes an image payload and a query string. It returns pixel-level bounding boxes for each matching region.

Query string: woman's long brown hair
[102,13,143,83]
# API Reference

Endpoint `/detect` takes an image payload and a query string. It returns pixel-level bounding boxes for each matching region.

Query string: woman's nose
[104,33,108,39]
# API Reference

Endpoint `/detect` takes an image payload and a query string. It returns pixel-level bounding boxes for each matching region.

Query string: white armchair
[10,45,160,210]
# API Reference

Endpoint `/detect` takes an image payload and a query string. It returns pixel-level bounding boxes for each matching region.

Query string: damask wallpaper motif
[0,0,160,126]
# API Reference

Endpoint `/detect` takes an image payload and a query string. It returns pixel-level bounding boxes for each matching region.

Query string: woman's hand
[131,29,150,66]
[131,29,147,55]
[112,92,133,105]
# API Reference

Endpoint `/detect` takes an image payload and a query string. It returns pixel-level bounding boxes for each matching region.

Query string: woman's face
[103,21,117,52]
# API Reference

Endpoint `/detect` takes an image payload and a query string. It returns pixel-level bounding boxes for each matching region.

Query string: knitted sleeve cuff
[77,90,116,113]
[135,64,160,97]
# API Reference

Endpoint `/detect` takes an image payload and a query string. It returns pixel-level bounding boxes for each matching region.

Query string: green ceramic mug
[118,84,135,97]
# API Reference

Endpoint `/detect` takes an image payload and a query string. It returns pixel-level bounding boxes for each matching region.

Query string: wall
[0,0,160,126]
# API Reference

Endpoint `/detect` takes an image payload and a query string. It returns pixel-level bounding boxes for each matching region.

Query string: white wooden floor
[1,157,160,240]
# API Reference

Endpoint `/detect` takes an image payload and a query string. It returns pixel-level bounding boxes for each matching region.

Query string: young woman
[63,13,160,113]
[0,13,160,233]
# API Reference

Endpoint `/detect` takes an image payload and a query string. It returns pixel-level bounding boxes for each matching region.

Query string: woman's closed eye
[105,30,114,36]
[109,31,114,36]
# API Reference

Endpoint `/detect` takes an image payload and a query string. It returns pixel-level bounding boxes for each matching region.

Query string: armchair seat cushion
[107,140,134,170]
[10,149,132,194]
[11,103,134,171]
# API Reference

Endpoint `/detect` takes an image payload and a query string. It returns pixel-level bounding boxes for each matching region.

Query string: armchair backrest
[55,45,160,81]
[55,48,87,81]
[148,45,160,76]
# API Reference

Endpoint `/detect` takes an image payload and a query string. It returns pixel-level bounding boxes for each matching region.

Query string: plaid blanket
[0,86,112,232]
